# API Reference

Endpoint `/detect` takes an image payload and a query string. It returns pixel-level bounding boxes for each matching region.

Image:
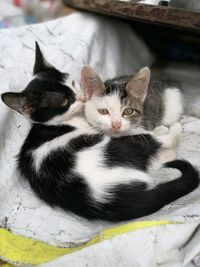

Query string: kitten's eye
[123,108,135,116]
[61,99,68,107]
[98,108,109,115]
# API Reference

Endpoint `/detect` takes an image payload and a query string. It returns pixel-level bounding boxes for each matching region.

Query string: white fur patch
[63,77,82,95]
[149,123,182,172]
[85,92,131,135]
[162,88,183,126]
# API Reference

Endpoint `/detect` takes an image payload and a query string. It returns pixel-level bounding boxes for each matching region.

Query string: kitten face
[85,91,143,135]
[1,43,83,124]
[82,66,150,135]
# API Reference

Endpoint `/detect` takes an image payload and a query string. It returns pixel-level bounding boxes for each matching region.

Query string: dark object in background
[63,0,200,65]
[158,1,169,7]
[131,21,200,65]
[170,0,200,11]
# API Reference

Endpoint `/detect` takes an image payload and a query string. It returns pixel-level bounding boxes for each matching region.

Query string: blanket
[0,12,200,267]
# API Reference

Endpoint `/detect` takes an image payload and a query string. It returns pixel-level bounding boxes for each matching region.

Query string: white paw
[169,123,182,146]
[153,125,169,135]
[169,123,182,136]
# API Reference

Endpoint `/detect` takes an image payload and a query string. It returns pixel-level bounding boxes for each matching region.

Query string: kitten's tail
[155,159,199,204]
[99,160,199,221]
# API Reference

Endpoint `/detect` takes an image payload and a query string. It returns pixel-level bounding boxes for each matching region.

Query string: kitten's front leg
[149,123,182,171]
[155,123,182,149]
[130,125,169,138]
[153,125,169,136]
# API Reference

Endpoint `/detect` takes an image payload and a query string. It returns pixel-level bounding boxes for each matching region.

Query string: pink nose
[112,121,121,131]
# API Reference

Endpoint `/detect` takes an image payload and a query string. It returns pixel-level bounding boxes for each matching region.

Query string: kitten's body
[104,76,183,130]
[1,45,198,222]
[82,67,183,137]
[17,109,198,221]
[83,67,184,172]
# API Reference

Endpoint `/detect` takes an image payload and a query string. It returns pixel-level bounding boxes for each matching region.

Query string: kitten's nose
[112,121,121,132]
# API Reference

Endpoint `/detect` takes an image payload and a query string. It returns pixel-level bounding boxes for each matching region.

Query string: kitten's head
[82,66,150,136]
[1,43,83,124]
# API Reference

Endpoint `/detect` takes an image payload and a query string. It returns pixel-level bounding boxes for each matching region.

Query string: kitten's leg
[129,125,169,137]
[128,123,181,148]
[153,125,169,135]
[155,123,182,149]
[149,123,182,171]
[130,123,181,149]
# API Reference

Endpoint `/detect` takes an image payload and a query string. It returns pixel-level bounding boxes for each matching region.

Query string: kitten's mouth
[106,128,122,136]
[108,127,132,137]
[111,128,120,134]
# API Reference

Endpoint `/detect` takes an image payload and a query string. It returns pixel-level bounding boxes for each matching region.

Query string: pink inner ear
[84,77,96,100]
[81,66,105,100]
[132,79,146,97]
[81,68,95,100]
[127,77,148,102]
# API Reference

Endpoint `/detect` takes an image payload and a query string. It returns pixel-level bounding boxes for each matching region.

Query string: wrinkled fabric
[0,12,200,267]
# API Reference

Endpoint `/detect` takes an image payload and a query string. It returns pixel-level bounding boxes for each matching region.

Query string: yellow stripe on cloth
[0,220,173,266]
[1,263,15,267]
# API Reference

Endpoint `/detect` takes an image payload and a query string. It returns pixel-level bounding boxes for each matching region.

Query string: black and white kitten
[82,66,183,133]
[1,44,199,222]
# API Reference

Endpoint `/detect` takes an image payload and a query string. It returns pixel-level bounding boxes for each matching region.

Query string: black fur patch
[22,75,75,122]
[104,134,161,170]
[35,68,67,84]
[69,134,103,152]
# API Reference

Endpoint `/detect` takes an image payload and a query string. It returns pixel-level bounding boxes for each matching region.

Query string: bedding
[0,12,200,267]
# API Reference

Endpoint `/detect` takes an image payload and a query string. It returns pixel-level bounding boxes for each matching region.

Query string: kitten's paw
[153,125,169,135]
[169,123,182,136]
[169,123,182,146]
[155,123,182,149]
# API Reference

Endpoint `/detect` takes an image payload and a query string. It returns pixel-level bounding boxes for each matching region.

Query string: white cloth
[0,12,153,246]
[0,12,200,267]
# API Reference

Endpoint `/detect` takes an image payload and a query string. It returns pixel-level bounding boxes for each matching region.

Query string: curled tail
[98,160,199,221]
[163,159,199,198]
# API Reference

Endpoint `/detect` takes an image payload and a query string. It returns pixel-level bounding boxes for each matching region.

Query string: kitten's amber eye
[123,108,135,116]
[98,109,109,115]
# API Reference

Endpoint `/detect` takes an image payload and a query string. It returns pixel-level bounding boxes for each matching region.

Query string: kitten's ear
[33,42,52,74]
[81,66,105,99]
[126,67,151,102]
[1,93,33,115]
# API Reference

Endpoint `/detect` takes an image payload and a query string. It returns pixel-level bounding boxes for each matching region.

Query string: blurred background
[0,0,74,29]
[1,0,199,65]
